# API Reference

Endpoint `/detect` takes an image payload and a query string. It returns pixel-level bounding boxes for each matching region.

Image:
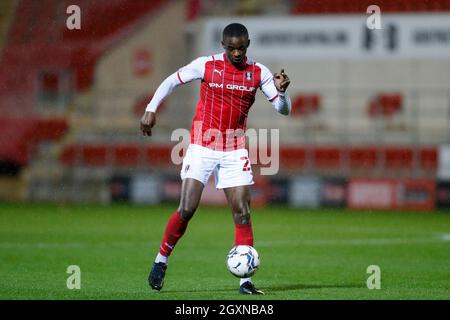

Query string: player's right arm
[140,56,207,136]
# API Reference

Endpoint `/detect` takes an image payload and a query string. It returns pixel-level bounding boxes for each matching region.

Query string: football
[226,245,260,278]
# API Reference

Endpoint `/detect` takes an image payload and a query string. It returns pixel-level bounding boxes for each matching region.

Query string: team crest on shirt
[246,72,252,80]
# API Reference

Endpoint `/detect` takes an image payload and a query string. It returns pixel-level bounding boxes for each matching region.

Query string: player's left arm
[259,64,291,116]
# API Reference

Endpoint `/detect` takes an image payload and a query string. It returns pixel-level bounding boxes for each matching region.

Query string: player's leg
[149,143,218,291]
[224,186,264,295]
[159,178,204,260]
[223,185,252,241]
[149,178,204,290]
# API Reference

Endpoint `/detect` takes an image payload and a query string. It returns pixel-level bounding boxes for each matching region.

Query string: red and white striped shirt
[146,53,291,151]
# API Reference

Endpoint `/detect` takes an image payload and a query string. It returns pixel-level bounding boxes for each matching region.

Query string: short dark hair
[222,23,248,40]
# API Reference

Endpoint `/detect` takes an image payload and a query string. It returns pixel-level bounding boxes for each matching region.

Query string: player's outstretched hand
[273,69,290,92]
[140,111,156,136]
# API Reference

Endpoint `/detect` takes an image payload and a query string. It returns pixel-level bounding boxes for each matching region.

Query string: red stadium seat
[114,145,140,167]
[291,94,321,117]
[313,147,342,169]
[420,148,437,171]
[384,147,413,170]
[348,147,378,170]
[81,145,108,167]
[33,118,69,142]
[279,147,306,169]
[60,143,174,168]
[368,93,403,118]
[144,144,173,168]
[60,145,76,166]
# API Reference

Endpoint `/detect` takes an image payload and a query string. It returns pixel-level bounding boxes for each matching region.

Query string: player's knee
[178,204,197,221]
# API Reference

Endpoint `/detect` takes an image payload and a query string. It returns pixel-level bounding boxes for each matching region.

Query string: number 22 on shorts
[240,156,251,171]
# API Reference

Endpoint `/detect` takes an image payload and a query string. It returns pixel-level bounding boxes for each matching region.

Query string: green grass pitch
[0,202,449,300]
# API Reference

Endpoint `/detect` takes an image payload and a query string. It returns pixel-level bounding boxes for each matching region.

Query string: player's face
[222,36,250,67]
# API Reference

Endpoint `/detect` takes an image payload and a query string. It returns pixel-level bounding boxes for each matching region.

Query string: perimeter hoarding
[348,179,435,210]
[199,14,450,60]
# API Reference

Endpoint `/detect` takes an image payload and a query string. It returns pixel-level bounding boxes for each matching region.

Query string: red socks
[159,210,189,257]
[234,222,254,246]
[158,211,254,258]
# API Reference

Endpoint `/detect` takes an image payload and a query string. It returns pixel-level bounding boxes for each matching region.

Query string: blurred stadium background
[1,0,450,301]
[1,0,450,210]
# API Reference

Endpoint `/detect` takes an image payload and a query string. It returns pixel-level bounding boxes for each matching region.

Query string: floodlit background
[0,0,450,301]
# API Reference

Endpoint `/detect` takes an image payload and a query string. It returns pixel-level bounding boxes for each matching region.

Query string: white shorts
[180,144,254,189]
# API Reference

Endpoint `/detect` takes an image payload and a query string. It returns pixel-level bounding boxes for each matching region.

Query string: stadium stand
[292,0,450,14]
[0,0,168,157]
[1,0,167,98]
[0,0,170,201]
[0,117,68,166]
[59,143,437,177]
[0,0,446,203]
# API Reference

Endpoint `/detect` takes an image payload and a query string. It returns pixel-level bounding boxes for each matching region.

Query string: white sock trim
[240,278,251,286]
[155,253,168,265]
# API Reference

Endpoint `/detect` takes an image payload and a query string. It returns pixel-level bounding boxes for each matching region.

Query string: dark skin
[221,35,290,91]
[176,177,251,225]
[140,34,290,224]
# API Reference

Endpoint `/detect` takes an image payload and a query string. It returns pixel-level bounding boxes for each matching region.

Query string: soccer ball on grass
[226,245,260,278]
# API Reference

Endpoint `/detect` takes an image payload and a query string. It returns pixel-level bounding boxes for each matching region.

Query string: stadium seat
[61,143,175,168]
[33,118,69,142]
[291,94,321,117]
[279,147,306,170]
[114,145,140,167]
[144,145,173,168]
[60,145,76,166]
[348,147,378,170]
[81,145,109,167]
[313,147,342,169]
[368,93,403,118]
[383,147,413,170]
[420,148,437,171]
